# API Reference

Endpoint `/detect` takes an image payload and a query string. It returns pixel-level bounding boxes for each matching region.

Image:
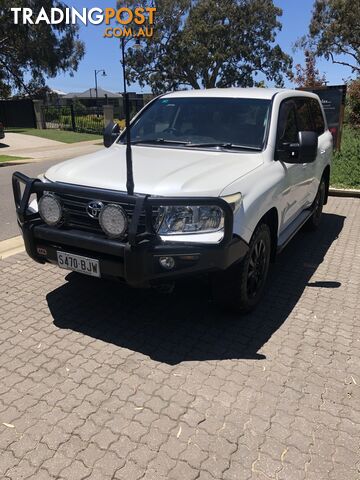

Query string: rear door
[308,98,332,201]
[294,97,317,207]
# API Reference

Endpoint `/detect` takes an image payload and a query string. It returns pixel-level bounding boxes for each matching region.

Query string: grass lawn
[331,126,360,189]
[6,128,101,144]
[0,155,30,163]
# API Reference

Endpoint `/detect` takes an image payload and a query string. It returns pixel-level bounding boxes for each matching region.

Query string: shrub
[345,79,360,127]
[331,126,360,189]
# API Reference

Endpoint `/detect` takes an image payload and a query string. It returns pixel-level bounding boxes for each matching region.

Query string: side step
[277,209,313,253]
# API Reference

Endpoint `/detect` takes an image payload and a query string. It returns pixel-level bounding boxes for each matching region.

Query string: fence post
[70,104,76,131]
[103,105,114,128]
[32,100,45,129]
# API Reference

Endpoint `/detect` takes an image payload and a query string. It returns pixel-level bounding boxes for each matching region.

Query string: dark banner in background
[297,85,347,150]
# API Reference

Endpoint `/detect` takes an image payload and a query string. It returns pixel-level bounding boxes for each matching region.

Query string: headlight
[157,205,224,235]
[38,194,62,226]
[99,203,128,238]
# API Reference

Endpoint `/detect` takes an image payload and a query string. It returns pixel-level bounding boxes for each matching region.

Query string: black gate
[42,105,75,131]
[42,105,104,135]
[0,100,36,128]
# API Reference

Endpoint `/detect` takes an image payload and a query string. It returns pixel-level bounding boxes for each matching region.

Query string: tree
[346,78,360,127]
[0,1,85,98]
[122,0,292,94]
[305,0,360,74]
[293,49,327,87]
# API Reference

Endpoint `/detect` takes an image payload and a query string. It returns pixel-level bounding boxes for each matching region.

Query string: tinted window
[122,97,271,150]
[277,100,298,143]
[295,98,313,131]
[310,99,325,135]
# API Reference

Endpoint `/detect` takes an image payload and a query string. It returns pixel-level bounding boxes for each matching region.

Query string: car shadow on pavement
[48,212,345,365]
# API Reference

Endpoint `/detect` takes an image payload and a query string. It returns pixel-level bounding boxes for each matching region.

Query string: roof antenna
[121,37,134,196]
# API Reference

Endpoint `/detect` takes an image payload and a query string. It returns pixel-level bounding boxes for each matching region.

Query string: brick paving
[0,196,359,480]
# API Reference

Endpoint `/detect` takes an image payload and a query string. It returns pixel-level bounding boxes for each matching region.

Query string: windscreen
[121,96,271,150]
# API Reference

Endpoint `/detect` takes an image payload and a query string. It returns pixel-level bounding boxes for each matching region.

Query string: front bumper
[13,172,249,287]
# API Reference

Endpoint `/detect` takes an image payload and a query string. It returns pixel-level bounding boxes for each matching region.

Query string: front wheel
[211,223,271,313]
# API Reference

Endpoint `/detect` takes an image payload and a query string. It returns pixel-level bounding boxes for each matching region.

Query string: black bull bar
[12,171,234,247]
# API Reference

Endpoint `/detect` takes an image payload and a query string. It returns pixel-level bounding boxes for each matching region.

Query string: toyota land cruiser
[12,88,332,312]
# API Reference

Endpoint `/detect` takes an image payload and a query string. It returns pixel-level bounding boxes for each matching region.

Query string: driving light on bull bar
[159,256,175,270]
[99,203,128,238]
[38,194,62,226]
[156,205,224,235]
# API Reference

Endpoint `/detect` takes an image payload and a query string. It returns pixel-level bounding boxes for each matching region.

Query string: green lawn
[0,155,30,163]
[331,126,360,189]
[6,128,101,144]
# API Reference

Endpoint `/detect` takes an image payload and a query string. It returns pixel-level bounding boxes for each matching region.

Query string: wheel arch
[322,165,330,205]
[255,207,279,261]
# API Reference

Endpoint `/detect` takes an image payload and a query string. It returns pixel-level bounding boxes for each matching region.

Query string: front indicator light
[99,203,128,239]
[221,193,242,212]
[38,194,62,226]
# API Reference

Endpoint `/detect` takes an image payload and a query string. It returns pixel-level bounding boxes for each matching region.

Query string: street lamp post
[94,69,106,114]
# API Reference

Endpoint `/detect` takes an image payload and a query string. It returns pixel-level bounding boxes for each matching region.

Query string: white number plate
[57,251,100,278]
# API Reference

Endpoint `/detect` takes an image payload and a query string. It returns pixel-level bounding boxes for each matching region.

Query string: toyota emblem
[87,201,104,219]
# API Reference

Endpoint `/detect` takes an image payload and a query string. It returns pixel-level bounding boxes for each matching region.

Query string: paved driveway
[0,197,359,480]
[0,132,64,153]
[1,133,102,162]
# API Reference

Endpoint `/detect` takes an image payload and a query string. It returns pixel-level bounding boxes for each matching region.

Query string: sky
[47,0,352,95]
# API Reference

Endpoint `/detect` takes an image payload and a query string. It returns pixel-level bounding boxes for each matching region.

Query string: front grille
[55,192,158,238]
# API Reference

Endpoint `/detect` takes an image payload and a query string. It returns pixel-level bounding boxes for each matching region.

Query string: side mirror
[298,131,318,163]
[103,121,120,148]
[275,131,318,163]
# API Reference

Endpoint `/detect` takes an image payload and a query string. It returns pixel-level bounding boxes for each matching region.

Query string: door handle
[320,149,326,155]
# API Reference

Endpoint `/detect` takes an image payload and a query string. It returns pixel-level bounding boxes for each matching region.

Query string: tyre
[306,178,326,231]
[211,223,271,313]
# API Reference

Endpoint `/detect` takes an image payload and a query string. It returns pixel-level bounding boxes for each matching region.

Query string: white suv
[13,88,332,312]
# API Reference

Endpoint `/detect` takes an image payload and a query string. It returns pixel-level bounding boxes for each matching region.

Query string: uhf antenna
[121,37,134,196]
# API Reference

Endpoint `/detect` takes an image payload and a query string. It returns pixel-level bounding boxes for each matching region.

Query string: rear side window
[295,98,313,132]
[309,99,325,135]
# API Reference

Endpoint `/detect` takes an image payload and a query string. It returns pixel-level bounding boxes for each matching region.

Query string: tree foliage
[293,49,327,87]
[305,0,360,74]
[0,0,85,98]
[345,78,360,127]
[122,0,292,94]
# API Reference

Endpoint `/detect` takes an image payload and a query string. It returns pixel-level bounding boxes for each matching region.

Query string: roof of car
[162,87,308,100]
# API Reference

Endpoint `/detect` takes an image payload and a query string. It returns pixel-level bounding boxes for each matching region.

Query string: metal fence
[42,105,104,135]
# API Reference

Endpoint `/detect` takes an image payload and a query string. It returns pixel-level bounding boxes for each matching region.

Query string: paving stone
[59,459,91,480]
[0,197,358,480]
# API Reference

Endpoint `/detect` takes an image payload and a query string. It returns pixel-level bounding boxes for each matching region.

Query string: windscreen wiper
[131,138,191,145]
[186,143,261,151]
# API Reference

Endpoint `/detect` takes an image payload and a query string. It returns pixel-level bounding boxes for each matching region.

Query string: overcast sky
[46,0,352,94]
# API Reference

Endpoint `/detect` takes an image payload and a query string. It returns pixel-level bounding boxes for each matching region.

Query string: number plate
[57,251,100,278]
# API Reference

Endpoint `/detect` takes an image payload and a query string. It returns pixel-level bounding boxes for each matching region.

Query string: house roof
[49,89,67,96]
[63,87,121,99]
